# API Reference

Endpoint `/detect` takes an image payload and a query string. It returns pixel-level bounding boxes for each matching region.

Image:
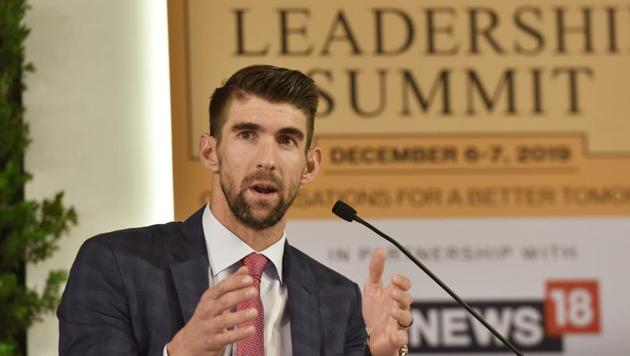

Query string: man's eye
[238,131,254,140]
[279,135,296,146]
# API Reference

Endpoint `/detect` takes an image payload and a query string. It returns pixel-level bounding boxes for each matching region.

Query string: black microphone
[331,200,524,356]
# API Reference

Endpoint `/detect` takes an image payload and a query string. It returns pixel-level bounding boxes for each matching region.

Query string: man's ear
[301,146,322,184]
[199,133,220,173]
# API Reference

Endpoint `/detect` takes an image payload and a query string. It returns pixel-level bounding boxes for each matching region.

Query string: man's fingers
[210,325,256,347]
[368,249,385,284]
[391,306,413,328]
[204,267,253,301]
[211,308,258,330]
[202,286,258,318]
[391,274,411,291]
[390,288,413,309]
[388,329,408,347]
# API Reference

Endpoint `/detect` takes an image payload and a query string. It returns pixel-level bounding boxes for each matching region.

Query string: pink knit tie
[237,253,268,356]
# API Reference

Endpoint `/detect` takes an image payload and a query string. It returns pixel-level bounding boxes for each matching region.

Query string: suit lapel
[285,244,321,356]
[169,207,209,323]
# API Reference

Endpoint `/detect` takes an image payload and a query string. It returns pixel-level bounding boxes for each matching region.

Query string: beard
[220,170,299,230]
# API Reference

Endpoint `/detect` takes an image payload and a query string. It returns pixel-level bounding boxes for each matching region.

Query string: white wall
[24,1,173,354]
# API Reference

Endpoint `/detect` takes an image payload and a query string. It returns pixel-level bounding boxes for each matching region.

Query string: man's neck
[208,203,285,252]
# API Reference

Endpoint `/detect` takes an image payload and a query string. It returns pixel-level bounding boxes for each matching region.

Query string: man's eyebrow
[231,122,305,141]
[231,122,262,132]
[278,127,305,141]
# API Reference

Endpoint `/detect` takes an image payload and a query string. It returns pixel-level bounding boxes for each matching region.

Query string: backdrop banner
[168,1,630,354]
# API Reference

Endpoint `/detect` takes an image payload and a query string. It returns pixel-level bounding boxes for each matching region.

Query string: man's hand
[362,249,413,356]
[167,266,258,356]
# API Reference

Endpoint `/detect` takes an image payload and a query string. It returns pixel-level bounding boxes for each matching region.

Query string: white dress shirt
[165,205,292,355]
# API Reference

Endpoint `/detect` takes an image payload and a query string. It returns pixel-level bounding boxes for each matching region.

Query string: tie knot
[242,252,268,278]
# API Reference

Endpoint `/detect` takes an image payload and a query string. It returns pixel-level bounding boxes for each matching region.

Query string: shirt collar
[202,204,286,283]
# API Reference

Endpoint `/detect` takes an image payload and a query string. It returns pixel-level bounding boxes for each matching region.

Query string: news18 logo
[408,280,600,353]
[544,280,600,336]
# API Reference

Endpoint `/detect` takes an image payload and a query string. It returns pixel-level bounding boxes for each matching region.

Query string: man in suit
[58,65,413,355]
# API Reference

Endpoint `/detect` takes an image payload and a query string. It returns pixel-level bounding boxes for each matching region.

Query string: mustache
[240,171,284,191]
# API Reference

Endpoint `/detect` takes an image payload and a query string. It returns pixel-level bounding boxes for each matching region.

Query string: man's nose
[256,139,276,171]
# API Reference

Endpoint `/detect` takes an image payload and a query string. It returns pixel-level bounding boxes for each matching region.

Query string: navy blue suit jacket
[58,208,367,355]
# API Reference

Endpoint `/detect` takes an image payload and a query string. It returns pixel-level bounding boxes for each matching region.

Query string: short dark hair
[209,65,319,149]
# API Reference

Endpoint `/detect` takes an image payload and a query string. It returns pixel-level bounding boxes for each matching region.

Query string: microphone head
[332,200,357,222]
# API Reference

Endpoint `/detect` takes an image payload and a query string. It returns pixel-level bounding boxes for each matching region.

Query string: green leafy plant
[0,1,77,355]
